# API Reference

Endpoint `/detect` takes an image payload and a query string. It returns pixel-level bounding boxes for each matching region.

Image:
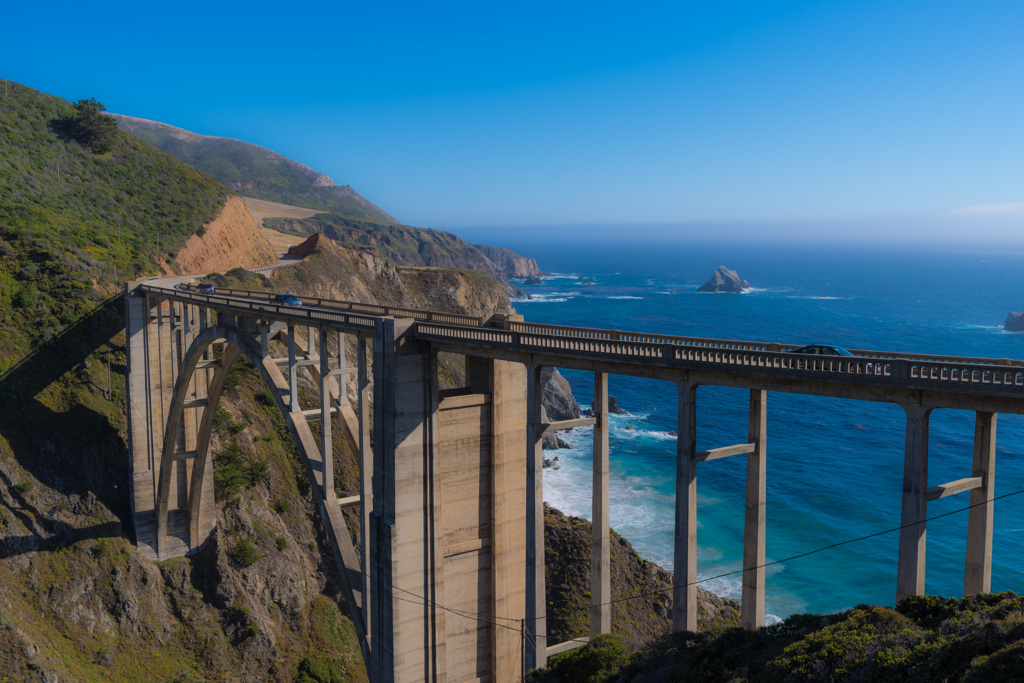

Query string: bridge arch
[154,324,289,559]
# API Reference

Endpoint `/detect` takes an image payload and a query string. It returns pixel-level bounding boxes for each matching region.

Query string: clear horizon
[3,0,1021,242]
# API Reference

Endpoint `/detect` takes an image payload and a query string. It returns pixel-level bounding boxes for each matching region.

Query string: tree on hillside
[58,98,120,154]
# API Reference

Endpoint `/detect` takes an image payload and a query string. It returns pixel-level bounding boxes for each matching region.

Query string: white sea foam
[607,295,645,300]
[512,291,575,303]
[786,295,846,300]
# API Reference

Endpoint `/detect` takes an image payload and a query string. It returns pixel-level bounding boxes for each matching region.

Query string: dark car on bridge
[791,344,854,356]
[274,293,303,307]
[791,344,879,374]
[198,283,215,294]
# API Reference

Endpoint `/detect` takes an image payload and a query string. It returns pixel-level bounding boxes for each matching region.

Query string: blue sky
[3,0,1021,242]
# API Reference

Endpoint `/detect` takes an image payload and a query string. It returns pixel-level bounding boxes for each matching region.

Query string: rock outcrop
[286,232,326,259]
[582,394,627,417]
[697,266,750,293]
[473,244,545,278]
[1006,312,1024,331]
[540,367,581,449]
[173,195,278,274]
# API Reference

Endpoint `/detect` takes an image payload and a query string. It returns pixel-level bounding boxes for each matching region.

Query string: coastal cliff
[172,195,278,274]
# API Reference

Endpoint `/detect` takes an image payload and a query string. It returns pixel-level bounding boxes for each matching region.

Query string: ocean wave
[607,295,645,300]
[511,292,575,303]
[786,295,847,300]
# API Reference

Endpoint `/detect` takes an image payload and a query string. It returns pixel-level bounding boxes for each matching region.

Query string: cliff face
[173,195,278,274]
[473,244,545,278]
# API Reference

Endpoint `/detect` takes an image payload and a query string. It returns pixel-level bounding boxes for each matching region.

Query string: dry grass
[240,198,320,256]
[243,197,319,225]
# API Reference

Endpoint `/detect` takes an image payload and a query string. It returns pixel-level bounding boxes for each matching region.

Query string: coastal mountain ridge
[111,113,399,225]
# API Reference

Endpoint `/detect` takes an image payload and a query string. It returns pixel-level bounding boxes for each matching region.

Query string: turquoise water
[506,241,1024,620]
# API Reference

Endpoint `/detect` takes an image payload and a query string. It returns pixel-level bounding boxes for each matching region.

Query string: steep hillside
[0,81,276,369]
[112,114,399,225]
[536,593,1024,682]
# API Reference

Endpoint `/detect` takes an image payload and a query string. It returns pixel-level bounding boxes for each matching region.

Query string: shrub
[228,538,261,567]
[534,634,632,683]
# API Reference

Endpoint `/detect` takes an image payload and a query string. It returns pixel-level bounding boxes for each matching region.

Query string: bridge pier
[897,404,931,601]
[673,385,768,632]
[965,412,996,595]
[372,319,528,682]
[525,363,547,671]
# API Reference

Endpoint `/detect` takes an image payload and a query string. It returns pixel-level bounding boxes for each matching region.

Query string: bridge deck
[142,282,1024,410]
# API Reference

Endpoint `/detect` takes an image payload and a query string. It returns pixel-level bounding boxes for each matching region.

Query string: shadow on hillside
[0,295,130,547]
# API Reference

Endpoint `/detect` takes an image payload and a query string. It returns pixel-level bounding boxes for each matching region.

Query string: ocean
[503,240,1024,621]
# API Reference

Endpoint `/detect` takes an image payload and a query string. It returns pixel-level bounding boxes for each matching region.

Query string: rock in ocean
[697,266,750,293]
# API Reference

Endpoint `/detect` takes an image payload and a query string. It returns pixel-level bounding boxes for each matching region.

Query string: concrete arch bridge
[125,279,1024,682]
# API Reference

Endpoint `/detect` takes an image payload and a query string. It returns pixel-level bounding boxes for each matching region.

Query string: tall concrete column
[672,380,698,632]
[591,372,611,635]
[742,389,767,629]
[525,364,547,670]
[897,403,931,602]
[287,324,298,413]
[965,411,996,595]
[356,333,372,646]
[371,317,443,683]
[320,326,335,500]
[489,357,527,677]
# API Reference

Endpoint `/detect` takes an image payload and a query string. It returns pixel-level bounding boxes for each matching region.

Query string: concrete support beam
[543,417,597,433]
[591,372,611,636]
[965,411,996,595]
[672,381,698,632]
[525,364,547,670]
[926,477,983,502]
[696,443,755,462]
[742,389,767,630]
[897,404,931,602]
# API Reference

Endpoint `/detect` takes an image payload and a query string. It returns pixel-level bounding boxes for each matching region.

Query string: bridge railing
[171,284,487,327]
[147,283,1024,396]
[416,322,1024,396]
[141,285,379,331]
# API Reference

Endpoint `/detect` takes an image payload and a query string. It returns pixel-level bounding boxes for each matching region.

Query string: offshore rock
[582,394,627,417]
[697,266,750,293]
[1006,311,1024,332]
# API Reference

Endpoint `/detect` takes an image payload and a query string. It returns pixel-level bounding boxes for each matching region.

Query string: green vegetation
[533,592,1024,682]
[112,114,398,224]
[0,81,228,370]
[533,635,633,683]
[228,538,261,567]
[57,98,120,153]
[295,597,368,683]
